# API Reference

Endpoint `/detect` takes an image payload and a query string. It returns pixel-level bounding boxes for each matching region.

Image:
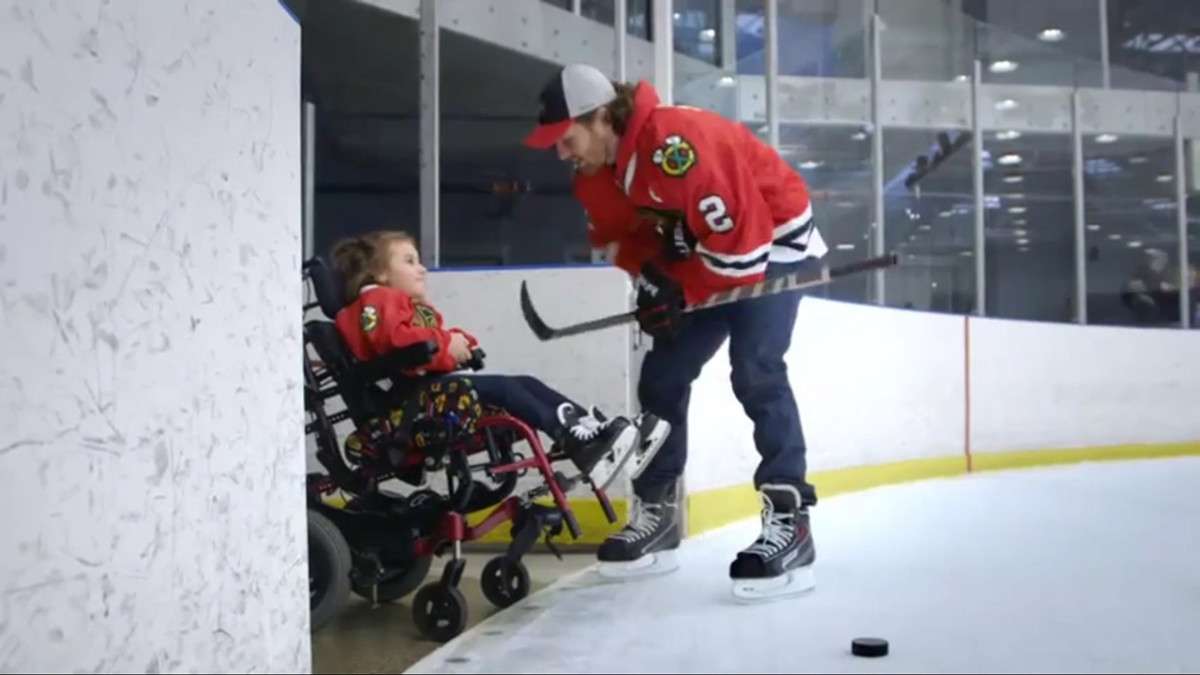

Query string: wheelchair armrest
[462,348,486,372]
[355,340,439,382]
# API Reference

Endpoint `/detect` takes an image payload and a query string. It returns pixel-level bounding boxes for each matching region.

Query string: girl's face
[377,239,427,301]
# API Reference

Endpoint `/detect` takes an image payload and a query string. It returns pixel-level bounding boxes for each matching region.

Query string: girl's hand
[448,332,473,364]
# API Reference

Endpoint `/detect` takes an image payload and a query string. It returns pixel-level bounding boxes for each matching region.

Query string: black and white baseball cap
[523,64,617,149]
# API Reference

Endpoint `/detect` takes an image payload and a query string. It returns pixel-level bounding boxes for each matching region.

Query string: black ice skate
[556,403,639,488]
[729,483,816,602]
[627,412,671,481]
[596,482,681,581]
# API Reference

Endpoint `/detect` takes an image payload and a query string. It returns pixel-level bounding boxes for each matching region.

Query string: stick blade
[519,281,557,341]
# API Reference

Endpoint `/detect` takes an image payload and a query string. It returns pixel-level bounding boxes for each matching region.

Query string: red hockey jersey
[573,169,662,276]
[335,285,478,374]
[577,81,826,305]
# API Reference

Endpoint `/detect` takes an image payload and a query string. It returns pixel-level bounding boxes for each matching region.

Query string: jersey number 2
[699,195,734,233]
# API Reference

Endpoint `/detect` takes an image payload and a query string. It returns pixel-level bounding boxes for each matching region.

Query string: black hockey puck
[851,638,889,658]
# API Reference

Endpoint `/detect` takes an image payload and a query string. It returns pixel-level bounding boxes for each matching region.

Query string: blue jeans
[466,374,577,437]
[633,260,817,507]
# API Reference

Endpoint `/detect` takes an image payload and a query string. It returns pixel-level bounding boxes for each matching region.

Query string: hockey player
[524,64,828,601]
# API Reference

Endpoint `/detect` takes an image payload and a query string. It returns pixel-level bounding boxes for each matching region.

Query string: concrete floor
[311,551,595,674]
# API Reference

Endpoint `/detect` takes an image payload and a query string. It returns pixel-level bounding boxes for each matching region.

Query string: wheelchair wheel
[351,555,432,604]
[412,583,468,643]
[308,509,351,632]
[480,557,531,609]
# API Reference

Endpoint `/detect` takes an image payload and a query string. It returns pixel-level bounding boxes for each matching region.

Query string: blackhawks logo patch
[413,303,439,329]
[360,305,379,333]
[652,135,697,177]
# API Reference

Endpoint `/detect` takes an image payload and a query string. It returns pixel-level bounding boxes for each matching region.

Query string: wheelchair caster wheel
[412,583,468,643]
[481,557,531,609]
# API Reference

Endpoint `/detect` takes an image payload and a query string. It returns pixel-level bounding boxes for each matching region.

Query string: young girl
[331,229,654,482]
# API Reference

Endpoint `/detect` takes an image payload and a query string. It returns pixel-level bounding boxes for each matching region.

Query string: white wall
[0,2,306,672]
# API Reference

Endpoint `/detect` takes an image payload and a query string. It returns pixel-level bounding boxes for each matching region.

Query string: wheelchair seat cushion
[342,376,485,474]
[415,377,485,438]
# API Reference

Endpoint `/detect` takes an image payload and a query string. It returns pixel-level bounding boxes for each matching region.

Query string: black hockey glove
[656,215,697,262]
[635,264,687,340]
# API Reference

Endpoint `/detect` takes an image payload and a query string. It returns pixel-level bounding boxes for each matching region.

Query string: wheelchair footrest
[508,504,565,562]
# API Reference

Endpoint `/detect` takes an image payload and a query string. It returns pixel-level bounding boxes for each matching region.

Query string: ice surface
[409,458,1200,674]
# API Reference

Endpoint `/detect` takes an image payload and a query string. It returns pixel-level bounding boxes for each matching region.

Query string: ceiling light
[1096,133,1120,144]
[1018,247,1030,253]
[1008,206,1027,214]
[836,200,858,208]
[919,225,932,231]
[1129,156,1148,164]
[961,251,974,257]
[1127,240,1144,248]
[996,130,1022,141]
[699,28,716,42]
[836,243,856,251]
[851,131,868,141]
[718,75,736,87]
[1017,238,1030,245]
[998,153,1023,166]
[1157,174,1174,182]
[1108,234,1123,241]
[1008,193,1026,200]
[799,160,823,170]
[1014,229,1029,237]
[1087,224,1101,231]
[990,60,1020,74]
[1003,175,1024,184]
[995,99,1020,111]
[1038,28,1066,42]
[954,74,970,83]
[1014,219,1028,226]
[673,11,682,20]
[939,210,955,218]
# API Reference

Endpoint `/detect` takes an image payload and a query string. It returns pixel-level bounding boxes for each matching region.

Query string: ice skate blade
[591,424,642,492]
[595,549,679,582]
[628,419,671,482]
[731,566,816,604]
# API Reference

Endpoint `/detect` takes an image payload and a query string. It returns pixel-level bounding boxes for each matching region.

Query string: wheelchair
[302,257,619,642]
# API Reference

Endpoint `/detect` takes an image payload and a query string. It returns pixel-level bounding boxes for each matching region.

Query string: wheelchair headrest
[304,257,349,318]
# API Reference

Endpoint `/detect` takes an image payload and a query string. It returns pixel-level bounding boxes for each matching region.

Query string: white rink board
[316,269,1200,502]
[686,298,967,494]
[968,318,1200,452]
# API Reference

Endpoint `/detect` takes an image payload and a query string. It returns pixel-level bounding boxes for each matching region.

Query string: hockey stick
[519,252,899,341]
